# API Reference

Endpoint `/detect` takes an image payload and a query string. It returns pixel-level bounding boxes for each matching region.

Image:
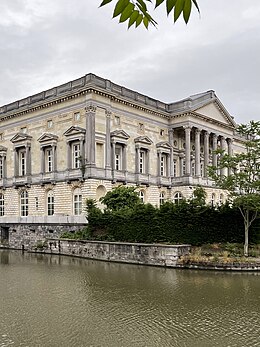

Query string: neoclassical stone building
[0,73,245,235]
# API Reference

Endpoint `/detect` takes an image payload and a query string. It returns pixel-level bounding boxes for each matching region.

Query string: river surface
[0,250,259,347]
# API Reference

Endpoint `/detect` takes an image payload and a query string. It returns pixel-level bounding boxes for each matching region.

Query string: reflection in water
[0,250,259,347]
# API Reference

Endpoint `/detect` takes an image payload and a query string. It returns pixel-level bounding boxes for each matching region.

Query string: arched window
[47,190,54,216]
[173,192,183,204]
[139,190,145,203]
[211,193,216,207]
[20,190,28,216]
[219,193,224,205]
[0,193,4,216]
[74,188,82,215]
[159,192,165,206]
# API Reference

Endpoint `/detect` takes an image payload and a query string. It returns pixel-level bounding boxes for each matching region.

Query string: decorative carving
[85,104,97,113]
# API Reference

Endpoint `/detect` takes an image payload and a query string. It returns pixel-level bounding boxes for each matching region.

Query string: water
[0,250,259,347]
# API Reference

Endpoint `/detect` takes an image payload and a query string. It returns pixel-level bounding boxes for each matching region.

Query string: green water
[0,250,259,347]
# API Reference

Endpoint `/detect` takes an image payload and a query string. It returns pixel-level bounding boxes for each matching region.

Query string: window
[159,192,165,206]
[0,157,4,179]
[45,148,53,172]
[219,193,224,205]
[114,116,120,125]
[139,191,145,203]
[139,123,144,132]
[160,129,165,136]
[74,188,82,215]
[0,194,4,216]
[74,112,81,121]
[19,150,26,176]
[200,163,204,177]
[35,197,39,211]
[139,150,145,173]
[47,120,53,129]
[191,161,195,176]
[174,192,183,204]
[173,160,177,177]
[72,143,81,169]
[20,127,27,134]
[182,160,186,175]
[115,146,122,171]
[20,191,28,216]
[47,190,54,216]
[211,193,216,207]
[160,154,167,176]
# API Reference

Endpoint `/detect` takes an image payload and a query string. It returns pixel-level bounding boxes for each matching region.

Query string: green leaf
[99,0,113,7]
[113,0,130,18]
[155,0,165,8]
[120,2,135,22]
[174,0,185,22]
[166,0,177,16]
[143,16,149,29]
[128,10,140,28]
[137,0,148,12]
[135,13,143,27]
[183,0,192,23]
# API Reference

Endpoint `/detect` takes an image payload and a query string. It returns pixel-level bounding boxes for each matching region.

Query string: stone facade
[0,73,245,236]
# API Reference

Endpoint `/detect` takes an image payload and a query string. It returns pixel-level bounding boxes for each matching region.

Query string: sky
[0,0,259,124]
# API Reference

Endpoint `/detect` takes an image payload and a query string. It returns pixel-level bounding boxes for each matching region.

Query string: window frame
[20,190,29,217]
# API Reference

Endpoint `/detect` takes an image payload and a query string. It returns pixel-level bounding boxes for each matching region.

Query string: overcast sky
[0,0,259,124]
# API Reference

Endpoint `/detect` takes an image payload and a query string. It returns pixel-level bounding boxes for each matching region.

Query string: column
[169,129,174,177]
[158,151,162,176]
[122,145,127,171]
[85,104,96,165]
[204,131,209,177]
[212,133,218,167]
[53,145,57,172]
[146,149,150,175]
[111,142,116,170]
[105,110,111,169]
[184,126,191,176]
[136,147,140,173]
[14,149,18,176]
[227,138,233,176]
[26,144,31,176]
[40,146,45,173]
[220,136,227,176]
[195,128,201,176]
[67,141,71,169]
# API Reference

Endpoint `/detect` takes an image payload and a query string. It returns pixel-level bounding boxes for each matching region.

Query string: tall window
[200,163,204,177]
[219,193,224,205]
[0,194,4,216]
[173,160,177,177]
[74,188,82,215]
[160,154,167,176]
[45,148,53,172]
[0,157,4,179]
[19,151,26,176]
[20,190,28,216]
[211,193,216,207]
[173,192,183,204]
[115,146,122,171]
[139,150,145,173]
[72,143,81,169]
[159,192,165,206]
[139,191,145,203]
[191,161,195,176]
[182,160,186,175]
[47,190,54,216]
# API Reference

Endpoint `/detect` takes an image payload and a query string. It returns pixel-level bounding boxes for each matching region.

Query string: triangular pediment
[64,126,86,137]
[156,141,172,150]
[110,129,130,140]
[134,136,153,145]
[38,133,58,143]
[194,101,236,127]
[11,133,32,143]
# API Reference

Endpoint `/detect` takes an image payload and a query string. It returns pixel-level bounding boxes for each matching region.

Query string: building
[0,73,245,239]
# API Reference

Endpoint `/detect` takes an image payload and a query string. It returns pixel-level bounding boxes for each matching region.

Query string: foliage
[100,185,141,210]
[189,185,207,206]
[99,0,200,29]
[208,121,260,256]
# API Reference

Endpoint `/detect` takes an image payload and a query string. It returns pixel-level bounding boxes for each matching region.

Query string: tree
[99,0,200,29]
[100,185,142,210]
[208,121,260,256]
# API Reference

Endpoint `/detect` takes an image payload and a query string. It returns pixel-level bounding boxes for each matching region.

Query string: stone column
[227,138,233,176]
[40,147,45,173]
[14,149,18,176]
[26,144,31,176]
[53,145,57,172]
[122,145,127,171]
[212,133,218,167]
[169,129,174,177]
[136,147,140,174]
[184,126,191,176]
[158,151,162,176]
[67,141,71,169]
[105,110,111,169]
[220,136,227,176]
[111,142,116,170]
[85,104,96,166]
[146,149,150,175]
[195,128,201,177]
[204,131,209,177]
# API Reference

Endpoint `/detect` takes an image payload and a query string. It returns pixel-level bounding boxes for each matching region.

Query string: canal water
[0,250,259,347]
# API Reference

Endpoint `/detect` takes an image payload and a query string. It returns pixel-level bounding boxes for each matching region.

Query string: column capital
[195,127,202,134]
[85,104,97,113]
[183,125,192,131]
[105,109,112,118]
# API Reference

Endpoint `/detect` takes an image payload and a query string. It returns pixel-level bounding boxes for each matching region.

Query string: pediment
[134,136,153,145]
[64,126,86,137]
[110,129,130,140]
[194,101,236,127]
[156,141,172,150]
[38,133,58,143]
[11,133,32,143]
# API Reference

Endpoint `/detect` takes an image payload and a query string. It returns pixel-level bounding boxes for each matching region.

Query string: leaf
[137,0,148,12]
[192,0,200,13]
[99,0,113,7]
[183,0,192,23]
[120,2,135,22]
[166,0,177,16]
[155,0,165,8]
[128,10,140,28]
[113,0,130,18]
[143,16,149,29]
[174,0,185,22]
[135,13,143,27]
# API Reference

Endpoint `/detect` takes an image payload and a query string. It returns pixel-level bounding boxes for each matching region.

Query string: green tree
[208,121,260,256]
[99,0,200,29]
[100,185,142,210]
